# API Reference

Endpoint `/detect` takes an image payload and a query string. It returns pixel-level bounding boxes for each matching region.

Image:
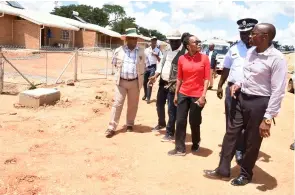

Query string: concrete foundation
[19,88,61,108]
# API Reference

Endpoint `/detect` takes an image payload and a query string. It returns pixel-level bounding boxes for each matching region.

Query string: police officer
[216,18,258,164]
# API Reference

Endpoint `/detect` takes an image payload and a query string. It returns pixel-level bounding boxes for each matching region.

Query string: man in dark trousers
[204,23,287,186]
[206,43,218,90]
[142,36,162,104]
[148,31,188,142]
[216,18,258,164]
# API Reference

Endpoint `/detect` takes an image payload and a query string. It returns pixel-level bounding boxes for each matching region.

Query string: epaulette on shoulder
[230,41,238,48]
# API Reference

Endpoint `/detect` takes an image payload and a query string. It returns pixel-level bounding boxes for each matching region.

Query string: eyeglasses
[250,32,268,37]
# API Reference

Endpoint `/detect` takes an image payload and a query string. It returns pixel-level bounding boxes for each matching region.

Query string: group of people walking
[104,18,288,186]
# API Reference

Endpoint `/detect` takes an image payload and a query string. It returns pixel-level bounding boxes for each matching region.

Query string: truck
[201,38,231,75]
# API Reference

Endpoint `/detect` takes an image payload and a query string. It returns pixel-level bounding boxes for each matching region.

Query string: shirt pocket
[249,61,269,75]
[116,53,125,68]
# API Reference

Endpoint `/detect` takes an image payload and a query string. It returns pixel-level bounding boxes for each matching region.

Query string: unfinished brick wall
[0,15,14,45]
[13,19,40,49]
[75,30,96,48]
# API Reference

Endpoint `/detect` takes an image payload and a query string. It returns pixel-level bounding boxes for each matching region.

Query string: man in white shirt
[216,18,258,164]
[149,30,187,142]
[142,36,162,104]
[205,23,287,186]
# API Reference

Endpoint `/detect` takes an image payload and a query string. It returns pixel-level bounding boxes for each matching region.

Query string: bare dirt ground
[0,52,294,195]
[0,75,294,195]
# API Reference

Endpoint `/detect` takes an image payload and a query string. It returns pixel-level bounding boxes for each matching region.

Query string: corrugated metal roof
[57,16,121,38]
[0,3,79,31]
[0,3,122,38]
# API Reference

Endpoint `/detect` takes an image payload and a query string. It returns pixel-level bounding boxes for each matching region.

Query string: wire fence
[0,46,115,94]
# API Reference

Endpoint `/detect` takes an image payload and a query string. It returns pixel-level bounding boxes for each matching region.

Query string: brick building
[0,2,123,49]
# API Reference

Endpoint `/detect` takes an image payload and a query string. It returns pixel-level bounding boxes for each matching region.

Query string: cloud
[276,21,295,45]
[18,1,295,45]
[19,1,58,13]
[177,23,228,41]
[134,2,147,9]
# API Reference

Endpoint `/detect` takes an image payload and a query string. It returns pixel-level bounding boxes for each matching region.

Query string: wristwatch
[264,118,272,125]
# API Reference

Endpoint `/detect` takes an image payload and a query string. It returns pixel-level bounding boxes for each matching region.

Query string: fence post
[0,47,4,94]
[45,51,48,85]
[74,49,78,81]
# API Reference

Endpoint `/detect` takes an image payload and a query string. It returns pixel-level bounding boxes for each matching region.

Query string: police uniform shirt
[223,40,250,83]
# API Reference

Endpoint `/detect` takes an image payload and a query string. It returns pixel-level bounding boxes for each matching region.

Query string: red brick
[0,15,14,45]
[13,19,40,49]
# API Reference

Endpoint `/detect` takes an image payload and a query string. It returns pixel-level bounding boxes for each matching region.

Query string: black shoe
[235,150,243,165]
[105,129,115,138]
[191,144,200,152]
[161,135,174,142]
[290,142,294,150]
[142,96,146,100]
[231,175,251,186]
[126,126,133,132]
[152,124,166,131]
[147,99,151,104]
[208,86,213,90]
[203,169,230,181]
[168,149,186,156]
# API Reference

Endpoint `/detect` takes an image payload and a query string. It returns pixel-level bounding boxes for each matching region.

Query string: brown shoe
[105,129,115,138]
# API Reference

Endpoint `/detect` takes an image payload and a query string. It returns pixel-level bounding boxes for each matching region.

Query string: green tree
[272,41,281,49]
[111,17,137,34]
[283,45,290,51]
[102,4,126,25]
[138,27,151,37]
[150,29,166,41]
[51,4,109,27]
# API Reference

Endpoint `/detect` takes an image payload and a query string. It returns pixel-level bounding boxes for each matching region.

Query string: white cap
[166,30,182,40]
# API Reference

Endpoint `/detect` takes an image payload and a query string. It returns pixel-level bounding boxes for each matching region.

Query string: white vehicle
[202,38,230,75]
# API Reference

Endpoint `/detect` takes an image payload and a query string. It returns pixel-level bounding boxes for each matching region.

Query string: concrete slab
[19,88,61,108]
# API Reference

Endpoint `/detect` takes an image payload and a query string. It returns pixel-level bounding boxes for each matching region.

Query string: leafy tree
[51,4,109,27]
[102,4,126,25]
[51,3,167,40]
[111,17,137,34]
[283,45,290,51]
[150,29,166,41]
[138,27,151,37]
[272,41,281,49]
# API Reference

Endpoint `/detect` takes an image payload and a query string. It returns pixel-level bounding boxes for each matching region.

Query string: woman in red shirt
[168,35,210,156]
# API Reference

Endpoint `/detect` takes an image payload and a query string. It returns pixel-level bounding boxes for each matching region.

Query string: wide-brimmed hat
[166,30,182,40]
[151,36,157,40]
[122,28,141,38]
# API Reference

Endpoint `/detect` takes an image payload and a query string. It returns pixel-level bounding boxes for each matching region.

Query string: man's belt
[241,92,270,99]
[147,64,156,68]
[120,77,138,81]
